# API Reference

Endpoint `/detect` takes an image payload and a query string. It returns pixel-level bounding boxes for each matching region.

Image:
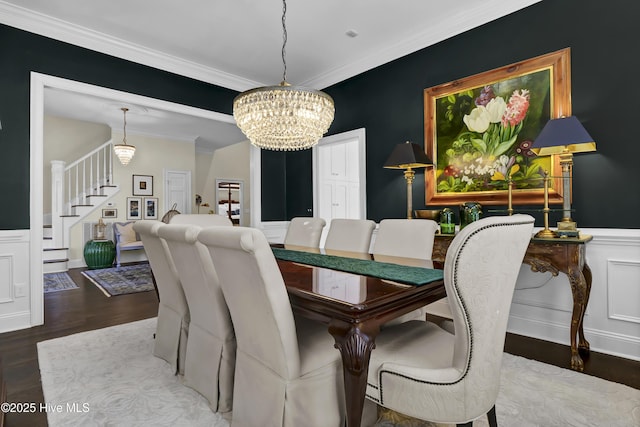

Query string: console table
[432,233,593,371]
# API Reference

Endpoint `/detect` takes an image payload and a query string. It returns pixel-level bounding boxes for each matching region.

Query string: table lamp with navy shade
[384,141,432,219]
[532,116,596,237]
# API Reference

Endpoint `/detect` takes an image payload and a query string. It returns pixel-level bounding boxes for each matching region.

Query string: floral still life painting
[424,49,571,205]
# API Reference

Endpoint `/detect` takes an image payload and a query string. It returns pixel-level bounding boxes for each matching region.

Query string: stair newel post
[51,160,66,248]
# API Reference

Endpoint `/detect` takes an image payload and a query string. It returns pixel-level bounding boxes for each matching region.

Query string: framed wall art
[102,208,117,219]
[132,174,153,196]
[144,197,158,220]
[424,48,571,205]
[126,197,142,220]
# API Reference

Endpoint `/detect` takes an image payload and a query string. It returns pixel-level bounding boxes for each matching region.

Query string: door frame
[215,178,244,225]
[30,72,235,328]
[163,169,193,215]
[312,128,367,218]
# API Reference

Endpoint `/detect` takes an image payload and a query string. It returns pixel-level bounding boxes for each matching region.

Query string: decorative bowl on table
[414,209,441,220]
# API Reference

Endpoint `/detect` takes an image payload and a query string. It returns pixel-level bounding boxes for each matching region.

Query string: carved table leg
[328,320,379,427]
[567,266,589,371]
[578,263,592,352]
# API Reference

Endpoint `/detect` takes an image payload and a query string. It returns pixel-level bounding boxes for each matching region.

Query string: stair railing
[64,140,114,210]
[50,140,114,247]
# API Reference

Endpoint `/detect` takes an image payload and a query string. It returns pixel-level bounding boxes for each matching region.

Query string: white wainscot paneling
[0,230,32,333]
[508,228,640,362]
[607,259,640,324]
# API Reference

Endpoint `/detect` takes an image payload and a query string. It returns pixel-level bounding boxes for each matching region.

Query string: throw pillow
[116,222,137,244]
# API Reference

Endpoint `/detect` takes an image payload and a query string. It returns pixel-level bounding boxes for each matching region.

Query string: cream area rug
[38,319,226,427]
[37,318,639,427]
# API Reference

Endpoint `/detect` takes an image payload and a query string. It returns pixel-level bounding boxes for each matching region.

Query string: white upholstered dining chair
[132,220,188,375]
[372,218,440,325]
[372,218,439,260]
[283,217,326,248]
[158,222,235,413]
[169,213,232,227]
[324,218,376,253]
[197,226,346,427]
[366,215,534,426]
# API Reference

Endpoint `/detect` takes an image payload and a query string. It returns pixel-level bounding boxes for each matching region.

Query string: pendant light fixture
[233,0,335,151]
[113,107,136,166]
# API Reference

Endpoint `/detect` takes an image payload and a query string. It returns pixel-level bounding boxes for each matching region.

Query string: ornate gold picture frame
[424,48,571,205]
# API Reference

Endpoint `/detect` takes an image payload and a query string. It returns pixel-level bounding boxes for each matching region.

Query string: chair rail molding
[0,230,35,333]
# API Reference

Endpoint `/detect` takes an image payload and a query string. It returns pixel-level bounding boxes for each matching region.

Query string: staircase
[43,141,120,273]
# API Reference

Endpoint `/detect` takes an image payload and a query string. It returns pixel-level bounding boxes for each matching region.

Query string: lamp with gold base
[384,141,432,219]
[532,116,596,237]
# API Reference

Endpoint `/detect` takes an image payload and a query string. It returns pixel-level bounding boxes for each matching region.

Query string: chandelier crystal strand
[232,0,334,151]
[113,107,136,165]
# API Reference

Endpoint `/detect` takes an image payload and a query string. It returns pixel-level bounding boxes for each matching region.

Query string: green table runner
[272,248,443,286]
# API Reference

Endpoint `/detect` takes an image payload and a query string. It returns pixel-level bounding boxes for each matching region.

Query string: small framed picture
[102,208,117,219]
[132,174,153,196]
[127,197,142,220]
[144,197,158,220]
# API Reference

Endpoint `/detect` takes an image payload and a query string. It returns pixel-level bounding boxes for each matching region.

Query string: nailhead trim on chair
[374,219,533,406]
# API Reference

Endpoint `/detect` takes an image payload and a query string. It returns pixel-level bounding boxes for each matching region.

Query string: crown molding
[1,0,541,91]
[0,1,258,92]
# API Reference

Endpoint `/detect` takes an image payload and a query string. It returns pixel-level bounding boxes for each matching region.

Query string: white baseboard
[508,313,640,362]
[0,310,32,333]
[69,251,148,269]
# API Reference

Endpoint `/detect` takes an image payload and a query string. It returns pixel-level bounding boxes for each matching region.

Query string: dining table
[273,245,446,427]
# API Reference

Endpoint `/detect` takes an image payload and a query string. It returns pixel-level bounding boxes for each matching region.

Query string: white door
[313,128,367,246]
[164,170,191,216]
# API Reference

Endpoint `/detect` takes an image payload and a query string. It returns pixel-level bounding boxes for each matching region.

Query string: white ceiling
[1,0,541,151]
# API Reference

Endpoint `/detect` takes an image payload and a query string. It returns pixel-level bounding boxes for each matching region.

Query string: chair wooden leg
[487,405,498,427]
[455,406,497,427]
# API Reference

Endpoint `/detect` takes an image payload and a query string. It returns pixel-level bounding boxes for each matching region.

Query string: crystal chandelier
[233,0,334,151]
[113,107,136,165]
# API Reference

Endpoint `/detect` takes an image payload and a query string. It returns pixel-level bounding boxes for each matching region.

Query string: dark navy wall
[266,0,640,228]
[4,0,640,229]
[0,24,237,230]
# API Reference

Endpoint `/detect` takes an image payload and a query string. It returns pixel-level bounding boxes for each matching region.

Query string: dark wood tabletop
[277,248,446,427]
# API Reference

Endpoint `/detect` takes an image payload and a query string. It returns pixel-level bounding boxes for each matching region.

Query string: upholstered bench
[113,221,144,268]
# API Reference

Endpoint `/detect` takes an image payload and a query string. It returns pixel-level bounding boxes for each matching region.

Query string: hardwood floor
[0,266,638,427]
[0,267,158,427]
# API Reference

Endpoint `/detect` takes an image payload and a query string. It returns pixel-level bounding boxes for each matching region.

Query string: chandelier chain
[281,0,287,83]
[121,107,129,145]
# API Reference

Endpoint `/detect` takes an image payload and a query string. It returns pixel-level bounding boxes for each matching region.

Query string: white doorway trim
[312,128,367,219]
[215,178,244,226]
[29,72,235,329]
[249,129,367,244]
[163,169,193,215]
